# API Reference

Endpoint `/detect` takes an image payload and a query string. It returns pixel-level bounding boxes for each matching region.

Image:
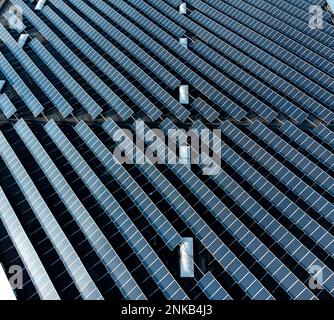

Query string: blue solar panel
[189,0,334,80]
[0,24,73,118]
[74,120,182,250]
[14,119,145,300]
[280,121,334,171]
[67,0,181,90]
[249,121,334,196]
[50,1,189,121]
[44,120,188,301]
[42,6,162,122]
[220,121,334,224]
[0,94,16,119]
[0,186,60,300]
[87,0,247,121]
[0,52,43,117]
[198,272,232,300]
[313,124,334,149]
[12,0,132,120]
[219,0,334,63]
[29,38,102,119]
[103,119,273,300]
[0,127,103,300]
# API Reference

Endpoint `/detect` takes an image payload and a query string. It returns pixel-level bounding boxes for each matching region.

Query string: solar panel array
[0,0,333,300]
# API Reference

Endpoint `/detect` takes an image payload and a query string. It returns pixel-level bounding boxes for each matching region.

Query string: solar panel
[244,0,334,47]
[191,98,219,122]
[157,120,314,299]
[198,272,232,300]
[150,0,333,123]
[74,120,182,250]
[189,10,334,107]
[29,38,102,119]
[220,121,334,224]
[0,94,16,119]
[192,121,334,296]
[12,0,132,120]
[0,263,16,300]
[50,1,189,121]
[102,119,273,300]
[44,120,188,301]
[220,0,334,63]
[0,185,59,300]
[313,124,334,149]
[112,0,271,120]
[189,0,334,80]
[191,120,334,256]
[249,121,334,196]
[280,121,334,171]
[191,41,307,124]
[0,128,103,300]
[14,119,145,300]
[127,0,186,37]
[0,80,5,92]
[0,24,73,118]
[0,52,43,117]
[66,0,181,90]
[87,0,247,121]
[42,6,162,122]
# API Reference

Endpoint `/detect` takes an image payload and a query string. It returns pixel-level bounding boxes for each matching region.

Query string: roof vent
[179,85,189,104]
[179,3,187,14]
[179,37,188,48]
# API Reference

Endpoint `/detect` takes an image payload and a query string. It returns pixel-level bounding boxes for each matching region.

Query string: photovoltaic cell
[198,272,232,300]
[0,128,103,300]
[0,185,60,300]
[44,120,188,301]
[14,119,145,300]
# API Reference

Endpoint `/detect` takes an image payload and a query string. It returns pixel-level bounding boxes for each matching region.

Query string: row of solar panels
[0,0,332,125]
[0,117,235,300]
[0,115,333,299]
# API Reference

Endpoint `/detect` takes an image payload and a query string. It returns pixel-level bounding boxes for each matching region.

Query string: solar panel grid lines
[279,121,334,172]
[190,41,306,123]
[43,120,189,301]
[13,119,146,300]
[191,98,220,123]
[112,0,263,120]
[126,0,186,38]
[248,120,334,196]
[313,124,334,149]
[191,120,334,259]
[0,93,17,119]
[189,10,334,106]
[29,38,102,119]
[0,24,73,118]
[221,0,334,63]
[147,0,334,124]
[156,119,317,299]
[238,0,334,47]
[0,185,60,300]
[74,120,183,251]
[198,272,232,300]
[88,0,247,121]
[41,6,162,122]
[220,121,334,224]
[102,119,274,300]
[193,0,334,74]
[120,0,277,122]
[48,0,189,122]
[137,121,303,299]
[11,0,133,120]
[0,51,44,117]
[66,0,181,91]
[0,128,103,300]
